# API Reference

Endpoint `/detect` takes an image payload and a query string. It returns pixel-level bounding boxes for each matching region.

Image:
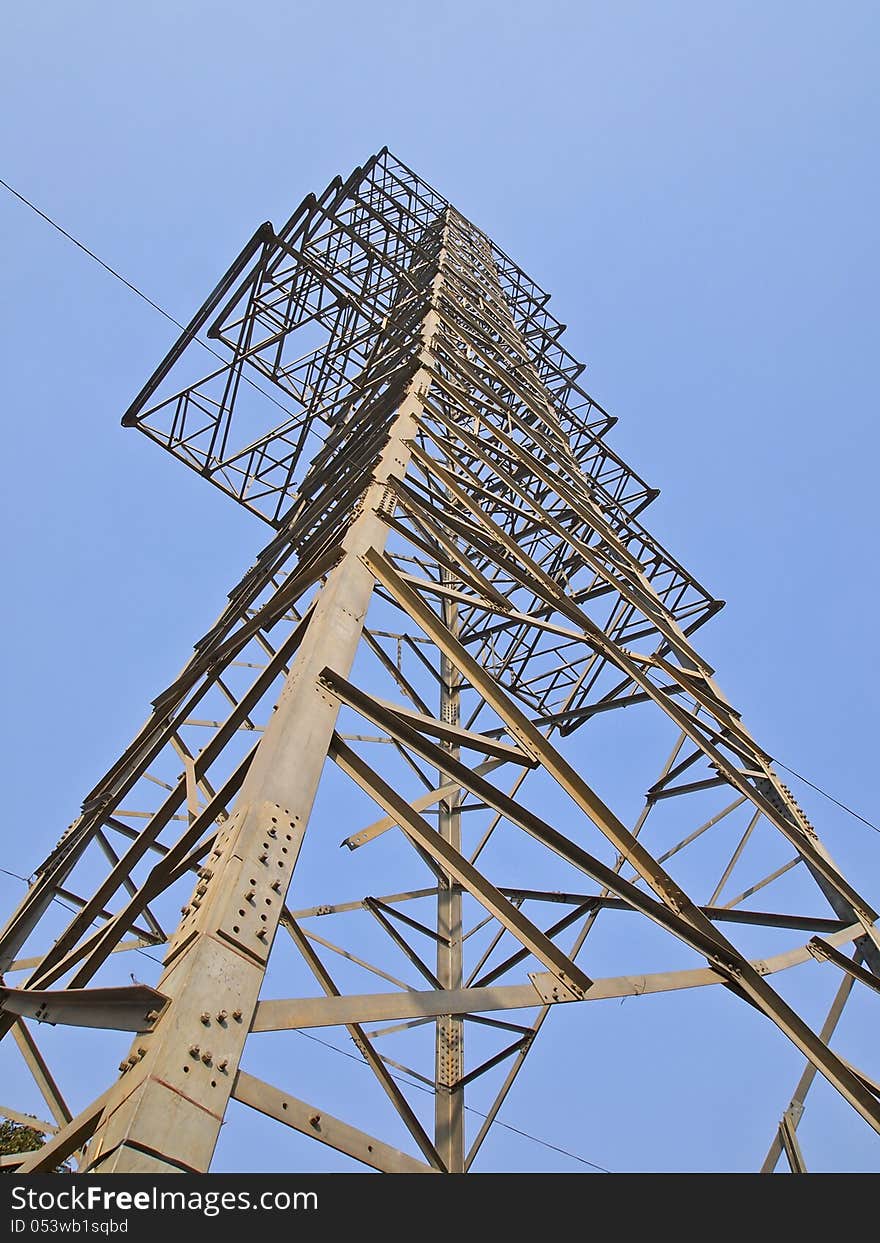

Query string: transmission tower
[1,149,878,1176]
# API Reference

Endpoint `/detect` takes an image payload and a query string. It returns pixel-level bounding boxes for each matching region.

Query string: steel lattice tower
[1,149,878,1175]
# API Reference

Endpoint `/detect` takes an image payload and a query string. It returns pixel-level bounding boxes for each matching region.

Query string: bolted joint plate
[215,802,300,966]
[528,971,585,1004]
[437,1021,463,1088]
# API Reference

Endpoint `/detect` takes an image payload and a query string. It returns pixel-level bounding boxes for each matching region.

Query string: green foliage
[0,1118,68,1173]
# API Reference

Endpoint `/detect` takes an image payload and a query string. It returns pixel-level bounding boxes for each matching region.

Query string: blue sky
[1,2,878,1172]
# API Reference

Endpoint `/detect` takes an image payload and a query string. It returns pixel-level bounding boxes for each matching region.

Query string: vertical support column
[435,567,464,1171]
[81,226,451,1175]
[431,214,464,1160]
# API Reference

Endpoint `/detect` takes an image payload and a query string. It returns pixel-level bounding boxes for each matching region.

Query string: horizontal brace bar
[253,975,571,1030]
[0,984,168,1033]
[252,922,863,1032]
[647,775,729,802]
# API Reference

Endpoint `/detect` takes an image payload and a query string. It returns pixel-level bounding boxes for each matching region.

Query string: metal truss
[1,148,877,1174]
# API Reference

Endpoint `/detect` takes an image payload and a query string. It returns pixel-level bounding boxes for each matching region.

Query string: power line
[0,867,165,968]
[293,1027,612,1173]
[0,177,185,330]
[1,862,609,1170]
[0,175,306,431]
[0,867,33,883]
[776,761,880,837]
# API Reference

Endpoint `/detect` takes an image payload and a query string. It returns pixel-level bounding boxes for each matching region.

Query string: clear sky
[1,2,878,1173]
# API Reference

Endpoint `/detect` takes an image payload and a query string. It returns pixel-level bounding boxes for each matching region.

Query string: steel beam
[251,924,863,1032]
[0,985,166,1032]
[232,1071,436,1174]
[81,233,452,1174]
